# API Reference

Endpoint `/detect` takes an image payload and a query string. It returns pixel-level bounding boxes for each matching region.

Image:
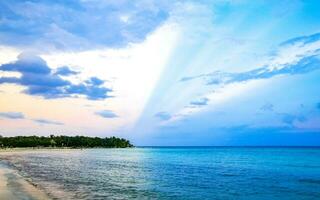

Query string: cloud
[171,32,320,124]
[280,113,307,126]
[0,0,172,51]
[0,112,25,119]
[182,55,320,86]
[54,66,79,76]
[180,74,206,82]
[260,103,274,112]
[33,119,64,125]
[154,112,171,121]
[280,32,320,46]
[1,53,51,74]
[0,53,112,100]
[85,77,104,86]
[95,110,118,118]
[180,32,320,86]
[190,97,209,106]
[0,111,63,125]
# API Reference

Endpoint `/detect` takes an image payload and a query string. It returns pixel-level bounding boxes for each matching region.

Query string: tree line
[0,135,133,148]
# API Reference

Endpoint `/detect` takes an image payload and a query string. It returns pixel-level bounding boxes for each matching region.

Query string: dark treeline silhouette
[0,135,133,148]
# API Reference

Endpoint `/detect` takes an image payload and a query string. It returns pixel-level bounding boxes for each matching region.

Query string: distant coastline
[0,135,133,148]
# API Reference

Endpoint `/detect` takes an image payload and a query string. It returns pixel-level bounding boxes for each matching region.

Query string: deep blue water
[1,147,320,199]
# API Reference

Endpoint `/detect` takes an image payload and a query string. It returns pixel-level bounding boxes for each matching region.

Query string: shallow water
[1,147,320,200]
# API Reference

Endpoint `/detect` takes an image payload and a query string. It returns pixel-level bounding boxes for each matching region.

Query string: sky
[0,0,320,146]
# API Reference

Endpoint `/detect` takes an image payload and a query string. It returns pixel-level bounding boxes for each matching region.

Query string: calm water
[1,147,320,200]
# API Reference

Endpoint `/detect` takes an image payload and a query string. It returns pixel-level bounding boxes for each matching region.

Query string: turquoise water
[1,147,320,199]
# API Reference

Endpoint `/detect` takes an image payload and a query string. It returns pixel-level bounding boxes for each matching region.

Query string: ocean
[1,147,320,199]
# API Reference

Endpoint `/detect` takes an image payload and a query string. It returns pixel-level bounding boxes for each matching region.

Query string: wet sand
[0,163,50,200]
[0,149,59,200]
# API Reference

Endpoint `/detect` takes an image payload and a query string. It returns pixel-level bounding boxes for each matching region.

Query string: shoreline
[0,147,86,152]
[0,148,133,200]
[0,147,134,155]
[0,160,50,200]
[0,148,104,200]
[0,147,134,152]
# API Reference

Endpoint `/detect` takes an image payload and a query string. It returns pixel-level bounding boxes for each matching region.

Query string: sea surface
[0,147,320,200]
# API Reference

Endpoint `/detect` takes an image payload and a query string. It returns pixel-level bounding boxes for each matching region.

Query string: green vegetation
[0,135,133,148]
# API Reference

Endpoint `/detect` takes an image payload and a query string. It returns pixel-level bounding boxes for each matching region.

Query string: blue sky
[0,0,320,145]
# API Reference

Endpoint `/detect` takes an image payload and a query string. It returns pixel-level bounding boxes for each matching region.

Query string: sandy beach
[0,163,50,200]
[0,149,58,200]
[0,148,89,200]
